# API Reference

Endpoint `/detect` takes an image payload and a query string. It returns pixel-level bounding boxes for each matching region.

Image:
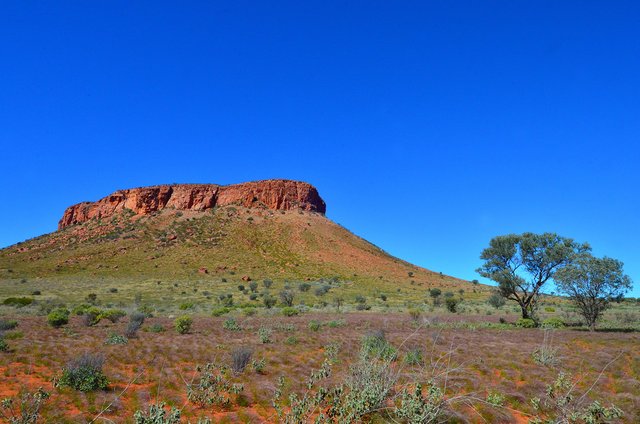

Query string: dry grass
[0,312,637,423]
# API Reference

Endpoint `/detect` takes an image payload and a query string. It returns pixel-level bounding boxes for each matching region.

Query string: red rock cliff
[58,180,326,230]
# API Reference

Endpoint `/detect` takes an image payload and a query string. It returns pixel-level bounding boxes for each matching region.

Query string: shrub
[487,293,506,309]
[2,297,33,308]
[148,323,165,333]
[279,290,294,307]
[230,347,253,374]
[445,297,459,313]
[308,320,321,331]
[361,330,397,361]
[428,288,441,298]
[263,279,273,288]
[404,348,423,365]
[55,353,108,392]
[486,391,505,406]
[178,302,194,310]
[242,307,256,316]
[31,290,41,296]
[263,295,277,309]
[408,308,421,322]
[82,307,103,326]
[0,338,8,352]
[105,333,128,345]
[258,327,272,344]
[0,387,50,423]
[251,358,266,374]
[223,318,241,331]
[175,316,193,334]
[249,281,258,292]
[47,308,70,328]
[125,312,145,338]
[133,402,181,424]
[326,319,346,328]
[187,362,244,408]
[281,307,299,317]
[211,307,231,317]
[0,319,18,331]
[314,286,330,296]
[354,295,366,304]
[545,306,556,312]
[516,318,537,328]
[541,318,564,329]
[298,283,311,292]
[100,309,126,323]
[284,336,298,345]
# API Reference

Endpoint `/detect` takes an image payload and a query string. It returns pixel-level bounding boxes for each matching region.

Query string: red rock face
[58,180,326,230]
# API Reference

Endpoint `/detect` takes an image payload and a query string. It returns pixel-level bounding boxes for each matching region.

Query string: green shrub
[148,323,165,333]
[133,402,181,423]
[515,318,537,328]
[72,304,91,315]
[104,333,128,345]
[100,309,126,323]
[541,318,564,329]
[55,353,108,392]
[486,391,505,406]
[487,293,506,309]
[0,338,8,352]
[404,348,423,365]
[251,358,266,374]
[263,295,277,309]
[298,283,311,292]
[223,318,241,331]
[545,306,556,312]
[445,297,459,313]
[408,308,421,322]
[83,307,103,326]
[242,307,257,316]
[211,307,231,317]
[308,320,321,331]
[175,316,193,334]
[47,308,70,328]
[258,327,272,344]
[179,302,194,310]
[361,330,397,361]
[326,319,346,328]
[281,307,299,317]
[284,336,298,345]
[2,297,33,308]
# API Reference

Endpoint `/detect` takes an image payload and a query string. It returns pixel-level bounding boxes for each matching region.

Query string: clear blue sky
[1,2,639,296]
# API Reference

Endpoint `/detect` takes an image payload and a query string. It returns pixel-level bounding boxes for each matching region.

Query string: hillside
[0,180,489,308]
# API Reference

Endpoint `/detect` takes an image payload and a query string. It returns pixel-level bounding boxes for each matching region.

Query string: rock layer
[58,180,326,229]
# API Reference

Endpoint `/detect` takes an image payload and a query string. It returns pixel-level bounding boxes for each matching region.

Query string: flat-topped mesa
[58,180,326,230]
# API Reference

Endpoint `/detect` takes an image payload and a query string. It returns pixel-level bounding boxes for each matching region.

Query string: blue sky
[1,1,639,296]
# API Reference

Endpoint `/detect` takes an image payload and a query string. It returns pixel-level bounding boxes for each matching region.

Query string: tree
[477,233,589,321]
[555,254,632,331]
[279,290,294,307]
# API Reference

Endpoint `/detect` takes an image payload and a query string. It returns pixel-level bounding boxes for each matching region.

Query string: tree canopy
[555,254,632,330]
[477,232,590,320]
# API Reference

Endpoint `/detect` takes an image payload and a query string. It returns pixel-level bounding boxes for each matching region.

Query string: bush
[487,293,506,309]
[404,348,423,365]
[263,279,273,288]
[0,338,8,352]
[408,308,421,322]
[298,282,311,292]
[308,320,321,331]
[242,307,256,316]
[263,295,277,309]
[515,318,537,328]
[100,309,126,323]
[82,307,103,326]
[223,318,241,331]
[47,308,70,328]
[211,307,231,317]
[279,290,294,307]
[55,353,108,392]
[175,316,193,334]
[281,307,299,317]
[258,327,272,344]
[231,347,253,374]
[125,312,145,338]
[541,318,564,329]
[249,281,258,292]
[133,402,181,424]
[2,297,33,308]
[285,336,298,345]
[104,333,128,345]
[361,330,397,361]
[445,297,459,313]
[0,319,18,331]
[251,358,266,374]
[178,302,194,310]
[148,323,165,333]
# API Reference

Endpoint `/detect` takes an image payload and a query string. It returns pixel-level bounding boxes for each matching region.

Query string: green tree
[555,254,632,331]
[477,233,589,320]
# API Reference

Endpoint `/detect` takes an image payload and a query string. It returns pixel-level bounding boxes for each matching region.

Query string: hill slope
[0,180,489,308]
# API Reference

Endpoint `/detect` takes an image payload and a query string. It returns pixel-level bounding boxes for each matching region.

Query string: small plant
[279,290,294,307]
[133,402,181,424]
[395,383,445,423]
[281,307,298,317]
[0,387,50,424]
[47,308,70,328]
[516,318,537,328]
[179,302,194,310]
[404,348,423,365]
[148,323,165,333]
[486,391,505,406]
[532,330,559,367]
[263,279,273,288]
[249,281,258,292]
[298,282,311,292]
[100,309,126,323]
[0,319,18,331]
[0,338,8,352]
[55,353,109,392]
[105,333,128,345]
[251,358,266,374]
[223,318,241,331]
[2,297,33,308]
[326,319,346,328]
[445,297,459,313]
[361,330,397,361]
[258,327,272,344]
[263,295,277,309]
[82,307,103,327]
[187,362,244,408]
[284,335,298,345]
[408,308,421,322]
[175,316,193,334]
[308,320,321,331]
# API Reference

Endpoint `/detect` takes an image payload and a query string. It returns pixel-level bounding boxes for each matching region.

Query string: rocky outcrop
[58,180,326,229]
